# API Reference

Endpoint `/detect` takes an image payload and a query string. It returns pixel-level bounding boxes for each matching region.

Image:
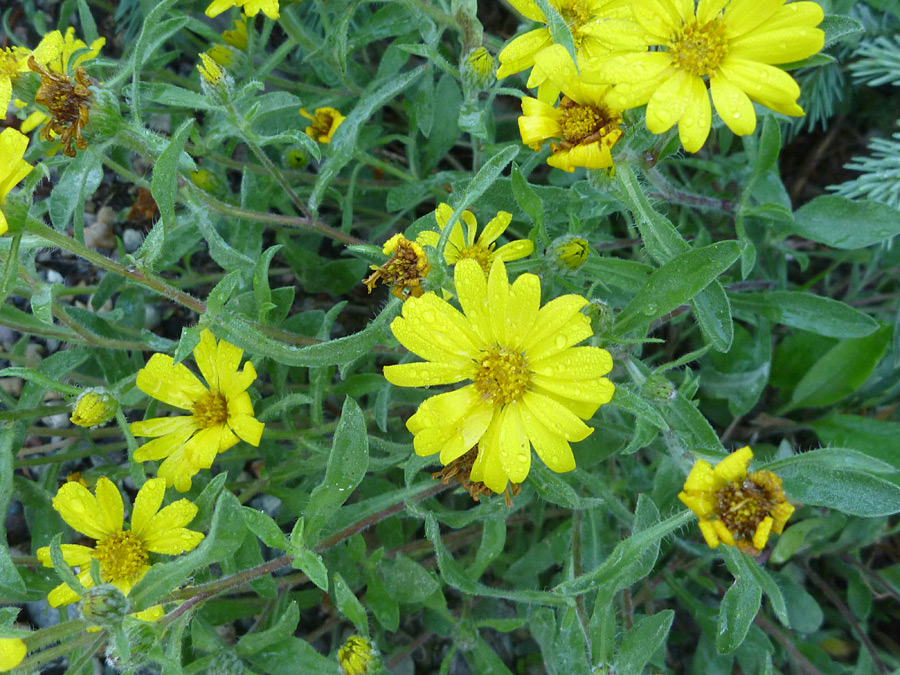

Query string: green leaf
[235,602,300,657]
[253,245,283,324]
[716,572,762,654]
[245,637,334,674]
[48,533,85,598]
[332,573,369,634]
[554,510,693,596]
[721,546,789,628]
[303,397,369,544]
[240,507,288,550]
[765,453,900,517]
[790,196,900,249]
[608,386,669,431]
[763,447,898,476]
[290,547,329,592]
[1,426,25,595]
[810,414,900,471]
[380,554,439,604]
[822,14,865,47]
[151,119,195,232]
[690,282,734,352]
[49,150,103,235]
[789,326,891,408]
[528,461,605,510]
[615,610,675,675]
[532,0,577,71]
[511,162,546,246]
[730,291,878,338]
[130,0,188,122]
[614,241,741,335]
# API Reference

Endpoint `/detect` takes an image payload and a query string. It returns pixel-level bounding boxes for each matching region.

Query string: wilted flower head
[28,56,94,157]
[363,234,431,300]
[679,447,795,556]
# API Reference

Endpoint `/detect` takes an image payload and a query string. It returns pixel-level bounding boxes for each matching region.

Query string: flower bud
[190,169,223,193]
[642,373,676,404]
[71,389,118,428]
[80,584,129,630]
[548,235,590,273]
[83,87,125,144]
[284,148,308,169]
[585,299,613,335]
[462,47,496,92]
[338,636,380,675]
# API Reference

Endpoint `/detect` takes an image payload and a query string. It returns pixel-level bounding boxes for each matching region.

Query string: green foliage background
[2,0,900,673]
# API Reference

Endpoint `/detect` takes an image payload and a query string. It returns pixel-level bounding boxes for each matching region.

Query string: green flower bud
[585,299,614,335]
[82,87,125,144]
[71,389,118,428]
[190,169,223,193]
[338,636,381,675]
[80,584,129,629]
[285,148,308,169]
[462,47,495,92]
[643,373,676,404]
[548,235,590,273]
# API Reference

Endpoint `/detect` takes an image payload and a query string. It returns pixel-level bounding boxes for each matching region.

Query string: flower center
[550,0,591,47]
[716,470,783,542]
[310,110,336,138]
[457,242,495,274]
[192,390,229,428]
[474,348,531,407]
[668,18,728,77]
[558,97,618,146]
[94,531,148,583]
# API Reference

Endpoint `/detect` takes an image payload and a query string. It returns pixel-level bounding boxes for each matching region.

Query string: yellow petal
[712,519,736,546]
[682,460,726,492]
[507,0,545,22]
[531,374,615,407]
[503,271,541,352]
[52,482,113,540]
[139,500,202,553]
[131,605,165,622]
[497,29,552,79]
[133,425,197,462]
[728,27,824,65]
[722,0,785,38]
[391,292,482,362]
[222,361,258,402]
[136,354,207,410]
[718,57,803,116]
[710,73,757,136]
[383,361,471,387]
[417,230,440,248]
[130,415,195,438]
[524,311,593,361]
[645,69,692,134]
[0,638,26,671]
[158,446,200,493]
[677,74,713,153]
[771,502,795,533]
[0,128,33,202]
[498,404,531,484]
[521,294,589,354]
[478,211,512,246]
[521,390,593,442]
[631,0,682,40]
[493,240,535,264]
[517,401,576,473]
[678,491,717,518]
[130,478,166,539]
[752,516,774,552]
[205,0,235,18]
[193,329,220,390]
[36,544,95,568]
[698,520,720,548]
[94,477,125,533]
[713,446,753,483]
[471,413,509,493]
[454,259,492,344]
[486,258,511,345]
[229,413,264,446]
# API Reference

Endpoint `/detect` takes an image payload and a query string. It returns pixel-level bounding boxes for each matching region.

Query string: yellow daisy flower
[130,329,265,492]
[416,203,534,273]
[206,0,280,19]
[0,31,63,117]
[497,0,633,102]
[0,638,26,672]
[0,128,34,236]
[384,259,615,494]
[36,477,204,606]
[678,446,795,556]
[586,0,825,152]
[519,46,623,172]
[300,106,345,143]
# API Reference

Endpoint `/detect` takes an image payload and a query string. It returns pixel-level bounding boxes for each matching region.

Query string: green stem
[18,632,104,672]
[22,618,90,652]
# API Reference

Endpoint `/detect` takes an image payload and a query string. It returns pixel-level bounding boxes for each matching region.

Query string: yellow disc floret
[192,390,229,428]
[94,531,149,583]
[668,18,728,77]
[474,348,531,407]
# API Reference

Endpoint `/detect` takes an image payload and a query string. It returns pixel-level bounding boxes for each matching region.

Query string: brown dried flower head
[363,234,430,300]
[433,447,521,508]
[29,56,94,157]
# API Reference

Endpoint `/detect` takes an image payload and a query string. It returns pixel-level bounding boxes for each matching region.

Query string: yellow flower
[384,259,615,494]
[519,46,623,172]
[549,235,590,271]
[206,0,280,20]
[497,0,633,102]
[70,389,118,428]
[300,106,345,143]
[0,638,26,672]
[222,17,249,50]
[417,203,534,273]
[363,234,431,300]
[36,477,204,606]
[130,329,265,492]
[338,636,379,675]
[678,446,795,556]
[586,0,825,152]
[197,52,225,85]
[0,31,63,115]
[0,128,34,236]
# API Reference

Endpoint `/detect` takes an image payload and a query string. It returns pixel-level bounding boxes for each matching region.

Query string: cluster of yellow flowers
[370,201,794,552]
[500,0,825,166]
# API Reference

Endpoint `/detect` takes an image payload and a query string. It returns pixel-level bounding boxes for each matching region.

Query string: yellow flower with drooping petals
[36,477,204,606]
[130,329,265,492]
[384,259,615,494]
[206,0,280,20]
[0,638,26,672]
[678,446,795,556]
[300,106,345,143]
[497,0,633,102]
[519,46,623,172]
[585,0,825,152]
[417,203,534,273]
[0,128,34,236]
[0,31,62,116]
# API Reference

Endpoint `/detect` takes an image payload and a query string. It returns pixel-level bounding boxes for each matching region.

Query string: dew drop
[423,310,436,323]
[555,335,567,349]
